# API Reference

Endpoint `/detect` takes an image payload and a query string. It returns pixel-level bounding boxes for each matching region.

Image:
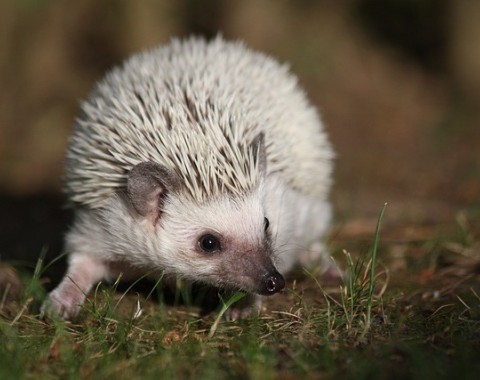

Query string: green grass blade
[366,202,387,326]
[208,292,246,338]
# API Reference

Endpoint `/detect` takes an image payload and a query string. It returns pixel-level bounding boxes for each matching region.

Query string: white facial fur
[82,183,278,294]
[158,189,272,288]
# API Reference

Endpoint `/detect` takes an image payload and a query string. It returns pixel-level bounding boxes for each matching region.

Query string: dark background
[1,0,479,270]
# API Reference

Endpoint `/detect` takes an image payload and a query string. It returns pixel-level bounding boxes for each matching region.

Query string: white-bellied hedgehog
[42,36,334,320]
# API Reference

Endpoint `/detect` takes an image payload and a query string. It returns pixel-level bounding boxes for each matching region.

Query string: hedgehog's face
[160,193,285,295]
[127,161,285,295]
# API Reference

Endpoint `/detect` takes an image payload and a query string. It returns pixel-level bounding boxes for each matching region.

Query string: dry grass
[2,208,480,379]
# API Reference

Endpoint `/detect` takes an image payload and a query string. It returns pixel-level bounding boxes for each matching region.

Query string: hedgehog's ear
[251,132,267,176]
[127,161,177,222]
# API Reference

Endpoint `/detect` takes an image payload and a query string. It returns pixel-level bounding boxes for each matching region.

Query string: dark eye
[199,234,221,253]
[264,217,270,232]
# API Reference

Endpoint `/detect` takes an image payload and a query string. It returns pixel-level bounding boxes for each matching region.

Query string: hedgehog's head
[126,134,285,296]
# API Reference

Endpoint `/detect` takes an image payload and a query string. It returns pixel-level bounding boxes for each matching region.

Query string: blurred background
[0,0,479,265]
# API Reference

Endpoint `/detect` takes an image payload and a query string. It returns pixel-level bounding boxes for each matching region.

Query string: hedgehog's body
[43,37,333,320]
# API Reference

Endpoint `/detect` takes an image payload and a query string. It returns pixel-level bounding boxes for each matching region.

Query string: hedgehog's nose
[259,270,285,295]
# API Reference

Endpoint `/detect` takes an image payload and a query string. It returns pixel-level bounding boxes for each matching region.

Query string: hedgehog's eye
[264,217,270,232]
[199,234,221,253]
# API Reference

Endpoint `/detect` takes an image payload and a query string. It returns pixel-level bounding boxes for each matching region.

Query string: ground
[1,206,479,379]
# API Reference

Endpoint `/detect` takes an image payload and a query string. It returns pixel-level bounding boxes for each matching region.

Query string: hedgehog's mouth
[219,269,285,296]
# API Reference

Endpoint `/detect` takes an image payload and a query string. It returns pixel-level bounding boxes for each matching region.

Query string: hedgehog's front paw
[226,293,262,321]
[40,287,86,321]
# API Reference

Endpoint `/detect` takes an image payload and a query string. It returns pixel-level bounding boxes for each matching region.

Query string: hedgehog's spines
[64,36,333,209]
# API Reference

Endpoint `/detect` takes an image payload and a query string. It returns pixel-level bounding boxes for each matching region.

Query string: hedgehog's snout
[258,270,285,296]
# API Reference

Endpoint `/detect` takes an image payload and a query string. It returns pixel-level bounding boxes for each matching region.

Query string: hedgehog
[42,36,334,320]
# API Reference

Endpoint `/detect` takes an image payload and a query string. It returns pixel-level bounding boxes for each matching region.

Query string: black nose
[259,270,285,295]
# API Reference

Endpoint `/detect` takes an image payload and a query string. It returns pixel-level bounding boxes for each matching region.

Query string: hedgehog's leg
[226,293,262,321]
[41,253,110,320]
[297,199,341,280]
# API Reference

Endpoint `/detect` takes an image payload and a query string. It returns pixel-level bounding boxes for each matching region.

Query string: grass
[1,206,480,379]
[316,203,389,344]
